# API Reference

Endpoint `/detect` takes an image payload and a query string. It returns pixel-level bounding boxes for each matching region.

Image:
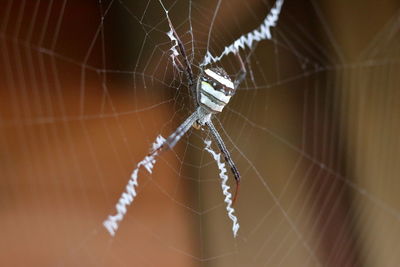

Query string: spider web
[1,0,400,266]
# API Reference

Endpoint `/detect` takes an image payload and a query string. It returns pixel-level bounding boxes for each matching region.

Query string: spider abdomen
[199,81,231,112]
[198,68,235,113]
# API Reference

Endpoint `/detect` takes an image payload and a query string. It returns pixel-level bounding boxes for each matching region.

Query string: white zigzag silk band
[204,139,240,237]
[103,135,166,236]
[201,0,284,66]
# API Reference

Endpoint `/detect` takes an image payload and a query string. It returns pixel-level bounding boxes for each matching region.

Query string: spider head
[197,67,235,113]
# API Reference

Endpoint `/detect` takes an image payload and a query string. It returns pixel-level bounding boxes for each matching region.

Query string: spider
[155,16,247,203]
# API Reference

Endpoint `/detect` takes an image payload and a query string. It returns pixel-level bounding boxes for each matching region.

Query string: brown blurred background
[0,0,399,266]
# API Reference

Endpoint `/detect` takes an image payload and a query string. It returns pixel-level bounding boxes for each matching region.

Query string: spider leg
[173,57,186,73]
[206,120,241,204]
[165,15,197,101]
[156,110,198,153]
[234,52,248,89]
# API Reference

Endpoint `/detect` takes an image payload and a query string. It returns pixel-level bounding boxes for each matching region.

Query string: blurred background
[0,0,399,266]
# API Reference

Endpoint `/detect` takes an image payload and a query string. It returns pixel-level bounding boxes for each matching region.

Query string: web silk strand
[201,0,284,66]
[103,135,166,236]
[204,139,240,237]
